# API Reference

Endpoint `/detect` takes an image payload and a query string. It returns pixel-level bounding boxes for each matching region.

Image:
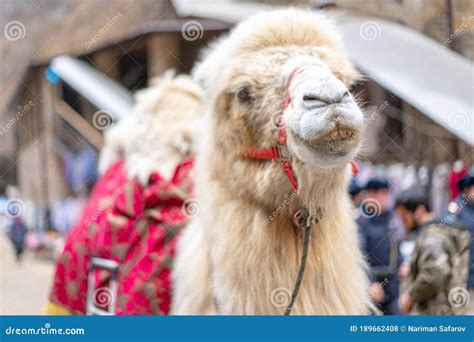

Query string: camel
[171,8,372,315]
[99,70,204,183]
[46,72,204,315]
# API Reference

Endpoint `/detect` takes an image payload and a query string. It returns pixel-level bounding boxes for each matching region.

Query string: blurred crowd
[2,159,473,316]
[351,161,474,315]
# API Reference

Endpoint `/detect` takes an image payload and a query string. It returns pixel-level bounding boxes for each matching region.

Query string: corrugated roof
[49,56,134,120]
[172,2,473,146]
[173,0,275,23]
[339,17,474,146]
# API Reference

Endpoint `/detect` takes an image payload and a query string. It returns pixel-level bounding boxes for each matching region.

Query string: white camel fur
[172,8,372,315]
[99,71,204,184]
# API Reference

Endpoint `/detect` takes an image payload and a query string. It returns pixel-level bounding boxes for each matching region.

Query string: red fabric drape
[50,158,194,315]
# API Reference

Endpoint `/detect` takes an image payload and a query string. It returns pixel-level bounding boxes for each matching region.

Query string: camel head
[132,71,204,159]
[195,9,362,174]
[100,71,204,183]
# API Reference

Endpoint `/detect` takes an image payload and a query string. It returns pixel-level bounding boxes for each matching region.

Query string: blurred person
[9,216,27,263]
[358,177,403,315]
[0,184,9,232]
[448,160,467,200]
[441,170,474,314]
[349,178,363,205]
[396,192,470,315]
[4,186,27,263]
[349,178,363,219]
[396,190,435,241]
[395,189,435,277]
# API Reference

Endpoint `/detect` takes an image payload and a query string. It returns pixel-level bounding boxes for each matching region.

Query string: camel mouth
[318,128,358,142]
[296,127,360,155]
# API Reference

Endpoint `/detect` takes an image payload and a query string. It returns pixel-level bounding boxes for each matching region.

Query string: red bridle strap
[243,69,301,192]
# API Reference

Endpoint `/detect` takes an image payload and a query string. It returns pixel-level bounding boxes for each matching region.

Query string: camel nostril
[302,94,327,108]
[302,93,350,108]
[302,95,320,102]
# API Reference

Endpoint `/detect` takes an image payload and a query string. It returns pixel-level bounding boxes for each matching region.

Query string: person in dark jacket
[396,189,435,241]
[9,216,27,263]
[441,170,474,314]
[358,177,403,315]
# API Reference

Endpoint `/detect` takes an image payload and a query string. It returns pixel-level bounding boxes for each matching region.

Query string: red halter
[241,68,359,315]
[243,68,359,193]
[243,69,301,191]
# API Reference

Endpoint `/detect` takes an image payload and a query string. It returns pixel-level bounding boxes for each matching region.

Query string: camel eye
[236,86,251,103]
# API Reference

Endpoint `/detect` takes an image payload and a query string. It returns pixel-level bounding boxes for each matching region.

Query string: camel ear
[192,58,211,90]
[192,35,230,93]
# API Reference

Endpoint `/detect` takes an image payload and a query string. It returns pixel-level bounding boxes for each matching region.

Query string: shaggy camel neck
[207,161,363,314]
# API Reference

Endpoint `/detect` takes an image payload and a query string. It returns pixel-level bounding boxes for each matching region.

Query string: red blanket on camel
[49,158,194,315]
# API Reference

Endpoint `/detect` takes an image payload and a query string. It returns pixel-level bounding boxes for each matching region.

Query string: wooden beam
[54,100,103,150]
[147,33,182,78]
[41,71,54,206]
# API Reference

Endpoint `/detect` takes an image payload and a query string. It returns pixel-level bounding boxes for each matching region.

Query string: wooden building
[1,0,472,211]
[1,0,229,205]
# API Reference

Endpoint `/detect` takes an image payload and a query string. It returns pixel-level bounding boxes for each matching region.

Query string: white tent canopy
[173,0,273,24]
[49,55,134,120]
[339,18,474,146]
[173,1,473,146]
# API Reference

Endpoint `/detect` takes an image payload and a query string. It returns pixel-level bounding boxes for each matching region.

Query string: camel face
[283,57,363,168]
[217,49,362,170]
[174,9,373,315]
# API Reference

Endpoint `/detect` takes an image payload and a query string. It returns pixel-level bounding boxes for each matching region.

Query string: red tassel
[351,160,359,176]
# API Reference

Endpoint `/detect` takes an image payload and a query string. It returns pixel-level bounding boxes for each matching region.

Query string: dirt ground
[0,233,54,315]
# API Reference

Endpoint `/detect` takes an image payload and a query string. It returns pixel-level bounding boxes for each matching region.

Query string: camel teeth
[320,129,356,142]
